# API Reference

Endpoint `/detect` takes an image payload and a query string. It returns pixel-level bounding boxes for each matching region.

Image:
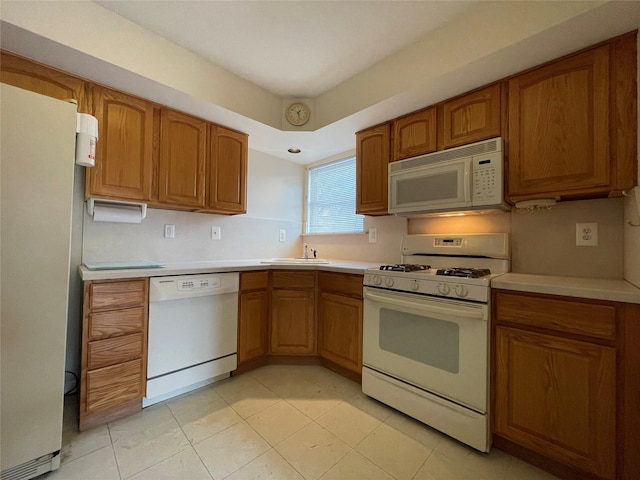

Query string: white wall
[82,150,305,264]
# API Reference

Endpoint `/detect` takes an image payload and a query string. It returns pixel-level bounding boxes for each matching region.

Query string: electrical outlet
[368,227,377,243]
[576,223,598,246]
[211,226,221,240]
[164,224,175,239]
[279,229,286,242]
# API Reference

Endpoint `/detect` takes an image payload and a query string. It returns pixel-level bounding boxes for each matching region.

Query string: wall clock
[285,102,310,126]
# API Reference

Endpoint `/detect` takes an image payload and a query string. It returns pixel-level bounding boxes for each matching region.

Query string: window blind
[306,157,364,234]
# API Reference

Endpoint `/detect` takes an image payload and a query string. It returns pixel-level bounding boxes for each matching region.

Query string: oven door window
[379,308,459,373]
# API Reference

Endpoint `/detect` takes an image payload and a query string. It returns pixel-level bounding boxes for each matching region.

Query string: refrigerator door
[1,85,76,476]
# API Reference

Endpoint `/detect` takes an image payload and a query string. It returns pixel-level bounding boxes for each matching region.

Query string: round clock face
[286,102,310,126]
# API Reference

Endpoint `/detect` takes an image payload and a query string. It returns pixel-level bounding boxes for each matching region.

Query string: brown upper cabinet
[88,86,154,202]
[0,51,90,113]
[158,109,207,208]
[0,51,249,214]
[508,33,637,202]
[439,83,503,150]
[392,107,437,161]
[206,126,248,214]
[356,123,391,215]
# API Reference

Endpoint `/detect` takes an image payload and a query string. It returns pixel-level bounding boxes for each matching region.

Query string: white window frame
[304,155,364,235]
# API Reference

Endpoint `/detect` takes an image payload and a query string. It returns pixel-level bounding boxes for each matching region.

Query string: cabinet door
[317,292,362,374]
[208,125,247,214]
[508,46,610,200]
[89,86,154,201]
[238,290,269,364]
[1,51,90,112]
[270,290,315,354]
[158,109,207,208]
[356,123,390,215]
[441,84,502,149]
[495,326,616,479]
[392,107,437,161]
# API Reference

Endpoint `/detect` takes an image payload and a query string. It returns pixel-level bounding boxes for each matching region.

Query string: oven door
[363,286,488,412]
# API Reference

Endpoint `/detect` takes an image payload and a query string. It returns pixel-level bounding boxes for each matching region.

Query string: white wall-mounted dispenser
[75,113,98,167]
[87,198,147,223]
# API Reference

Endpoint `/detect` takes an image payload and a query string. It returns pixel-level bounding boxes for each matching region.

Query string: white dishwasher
[143,272,239,406]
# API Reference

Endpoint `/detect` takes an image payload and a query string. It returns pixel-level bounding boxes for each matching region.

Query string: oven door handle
[364,291,485,320]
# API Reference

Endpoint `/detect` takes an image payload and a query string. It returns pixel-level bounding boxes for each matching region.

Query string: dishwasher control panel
[177,277,221,291]
[150,273,239,302]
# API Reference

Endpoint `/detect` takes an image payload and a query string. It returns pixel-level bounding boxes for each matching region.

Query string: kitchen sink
[261,258,329,264]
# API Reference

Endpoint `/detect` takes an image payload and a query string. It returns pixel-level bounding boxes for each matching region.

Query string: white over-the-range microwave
[388,137,509,216]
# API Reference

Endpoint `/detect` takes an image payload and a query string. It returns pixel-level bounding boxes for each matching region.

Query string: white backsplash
[82,150,306,264]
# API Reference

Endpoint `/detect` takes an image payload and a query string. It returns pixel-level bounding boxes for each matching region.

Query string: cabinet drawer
[87,333,144,370]
[272,271,316,289]
[494,291,616,340]
[318,272,363,298]
[88,306,145,340]
[85,359,144,413]
[89,279,147,310]
[240,271,269,291]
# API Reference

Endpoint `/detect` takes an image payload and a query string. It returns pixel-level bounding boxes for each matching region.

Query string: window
[306,157,364,234]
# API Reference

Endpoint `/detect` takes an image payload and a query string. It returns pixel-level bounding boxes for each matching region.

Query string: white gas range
[362,233,510,452]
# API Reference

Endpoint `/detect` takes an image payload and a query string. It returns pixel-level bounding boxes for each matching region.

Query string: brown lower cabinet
[238,271,270,366]
[80,278,148,431]
[317,272,363,380]
[492,289,640,480]
[270,271,316,355]
[236,270,363,381]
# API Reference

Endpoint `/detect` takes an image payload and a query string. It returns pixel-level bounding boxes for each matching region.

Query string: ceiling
[95,1,476,98]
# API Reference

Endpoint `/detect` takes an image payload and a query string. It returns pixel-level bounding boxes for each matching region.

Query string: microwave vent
[390,137,502,173]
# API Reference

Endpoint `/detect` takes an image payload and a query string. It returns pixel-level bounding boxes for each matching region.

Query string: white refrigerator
[1,84,77,478]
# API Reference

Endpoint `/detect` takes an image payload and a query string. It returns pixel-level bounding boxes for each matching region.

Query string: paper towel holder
[87,197,147,222]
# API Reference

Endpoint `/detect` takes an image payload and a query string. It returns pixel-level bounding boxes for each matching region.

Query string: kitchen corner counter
[78,259,380,281]
[492,273,640,304]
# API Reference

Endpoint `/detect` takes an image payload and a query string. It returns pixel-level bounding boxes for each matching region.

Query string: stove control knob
[437,283,451,295]
[373,275,382,286]
[410,280,420,291]
[455,285,469,298]
[385,277,395,287]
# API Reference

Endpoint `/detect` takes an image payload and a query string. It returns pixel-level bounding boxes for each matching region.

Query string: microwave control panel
[472,153,502,205]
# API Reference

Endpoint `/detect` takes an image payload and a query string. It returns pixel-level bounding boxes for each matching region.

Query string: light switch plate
[211,226,221,240]
[164,224,175,239]
[576,223,598,246]
[279,229,286,242]
[368,227,377,243]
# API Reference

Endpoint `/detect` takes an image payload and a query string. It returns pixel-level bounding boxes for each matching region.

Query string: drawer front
[89,279,147,310]
[86,359,143,413]
[271,271,316,289]
[87,333,144,370]
[240,270,269,291]
[88,306,145,340]
[318,272,363,298]
[494,291,616,340]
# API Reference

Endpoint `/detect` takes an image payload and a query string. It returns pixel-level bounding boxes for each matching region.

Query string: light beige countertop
[492,273,640,304]
[79,259,380,281]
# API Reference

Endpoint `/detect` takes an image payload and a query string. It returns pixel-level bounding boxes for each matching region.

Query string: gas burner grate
[380,264,431,273]
[435,267,492,278]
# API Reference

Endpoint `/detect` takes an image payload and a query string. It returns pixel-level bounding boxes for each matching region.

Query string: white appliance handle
[364,291,485,320]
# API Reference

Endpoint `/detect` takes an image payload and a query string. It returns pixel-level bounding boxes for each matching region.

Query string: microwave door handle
[464,160,472,202]
[364,291,485,320]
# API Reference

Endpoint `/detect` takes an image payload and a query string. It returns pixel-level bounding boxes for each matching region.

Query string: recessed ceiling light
[288,147,301,154]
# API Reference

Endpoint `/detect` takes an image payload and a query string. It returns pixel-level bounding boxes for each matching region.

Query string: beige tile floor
[45,365,558,480]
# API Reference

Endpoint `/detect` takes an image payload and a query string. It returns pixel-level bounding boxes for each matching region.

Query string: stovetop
[378,264,493,278]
